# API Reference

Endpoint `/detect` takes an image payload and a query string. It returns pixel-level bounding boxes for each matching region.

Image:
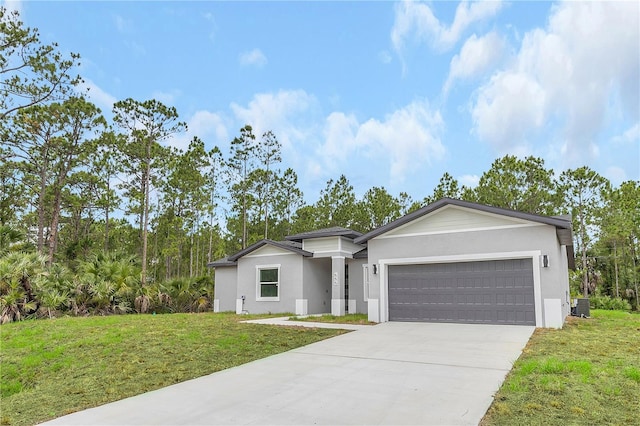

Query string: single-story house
[209,198,574,328]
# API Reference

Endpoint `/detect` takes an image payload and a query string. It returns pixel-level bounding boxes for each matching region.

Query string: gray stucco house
[209,198,574,328]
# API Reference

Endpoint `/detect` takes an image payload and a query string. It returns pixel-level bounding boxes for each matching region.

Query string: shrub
[589,295,631,311]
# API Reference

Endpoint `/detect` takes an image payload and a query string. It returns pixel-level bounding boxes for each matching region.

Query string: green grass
[289,313,375,325]
[0,313,346,426]
[482,310,640,426]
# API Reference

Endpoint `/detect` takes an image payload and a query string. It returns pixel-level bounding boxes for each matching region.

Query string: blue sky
[5,0,639,203]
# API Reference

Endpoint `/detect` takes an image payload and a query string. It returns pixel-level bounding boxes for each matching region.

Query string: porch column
[331,256,345,316]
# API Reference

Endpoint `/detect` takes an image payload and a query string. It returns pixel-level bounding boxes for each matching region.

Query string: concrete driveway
[44,322,533,426]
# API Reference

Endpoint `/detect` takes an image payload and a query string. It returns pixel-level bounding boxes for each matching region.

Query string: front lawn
[0,313,346,426]
[289,313,375,325]
[482,310,640,425]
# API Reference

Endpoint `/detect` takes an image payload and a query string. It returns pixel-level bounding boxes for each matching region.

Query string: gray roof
[207,257,236,268]
[228,239,312,262]
[353,248,368,259]
[286,226,363,241]
[354,198,574,246]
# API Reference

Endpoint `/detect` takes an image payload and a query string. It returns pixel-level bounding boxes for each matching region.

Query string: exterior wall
[248,244,295,256]
[367,224,570,327]
[383,205,530,237]
[303,237,339,253]
[303,258,332,314]
[341,237,365,255]
[303,236,365,258]
[213,266,237,312]
[557,243,571,319]
[236,253,303,314]
[347,258,367,314]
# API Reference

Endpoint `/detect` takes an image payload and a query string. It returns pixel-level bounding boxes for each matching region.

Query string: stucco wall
[367,224,571,327]
[303,258,332,314]
[236,253,303,314]
[347,258,367,314]
[341,237,366,255]
[303,237,339,253]
[213,266,237,312]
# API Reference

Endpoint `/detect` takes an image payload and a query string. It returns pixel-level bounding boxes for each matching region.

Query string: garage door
[388,259,535,325]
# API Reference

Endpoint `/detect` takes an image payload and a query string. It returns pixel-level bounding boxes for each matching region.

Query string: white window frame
[362,264,369,301]
[256,264,280,301]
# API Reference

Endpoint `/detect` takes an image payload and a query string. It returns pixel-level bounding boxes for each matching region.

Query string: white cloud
[316,100,446,184]
[471,1,640,166]
[458,174,479,188]
[168,110,229,152]
[1,0,22,15]
[151,89,182,106]
[113,14,131,33]
[239,48,268,68]
[202,12,217,43]
[76,78,117,111]
[305,159,324,180]
[472,71,547,153]
[605,166,627,186]
[444,31,504,94]
[230,89,317,150]
[391,0,503,54]
[378,50,392,64]
[321,111,359,160]
[229,91,444,186]
[612,123,639,145]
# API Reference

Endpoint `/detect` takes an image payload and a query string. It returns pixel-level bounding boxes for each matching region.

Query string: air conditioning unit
[575,298,590,317]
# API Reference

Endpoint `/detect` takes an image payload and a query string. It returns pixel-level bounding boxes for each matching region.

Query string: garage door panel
[388,259,535,325]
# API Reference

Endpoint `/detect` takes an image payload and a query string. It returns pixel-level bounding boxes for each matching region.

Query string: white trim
[379,263,387,322]
[331,255,346,260]
[376,223,541,240]
[213,299,220,313]
[245,252,298,258]
[543,299,563,329]
[368,298,380,322]
[312,250,354,258]
[362,264,369,301]
[255,264,281,302]
[295,299,308,316]
[531,256,542,327]
[378,251,543,327]
[331,299,345,316]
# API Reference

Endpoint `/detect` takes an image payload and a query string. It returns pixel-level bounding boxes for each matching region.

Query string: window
[345,264,349,313]
[257,265,280,301]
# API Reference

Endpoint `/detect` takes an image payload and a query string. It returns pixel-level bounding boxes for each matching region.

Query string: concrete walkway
[242,315,371,330]
[43,322,533,426]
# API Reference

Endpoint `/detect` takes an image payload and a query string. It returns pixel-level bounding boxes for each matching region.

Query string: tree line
[1,8,638,322]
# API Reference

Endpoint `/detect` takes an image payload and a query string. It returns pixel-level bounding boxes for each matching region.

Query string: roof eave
[285,227,363,241]
[207,262,237,268]
[206,257,237,268]
[355,198,574,244]
[228,239,313,261]
[269,240,313,257]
